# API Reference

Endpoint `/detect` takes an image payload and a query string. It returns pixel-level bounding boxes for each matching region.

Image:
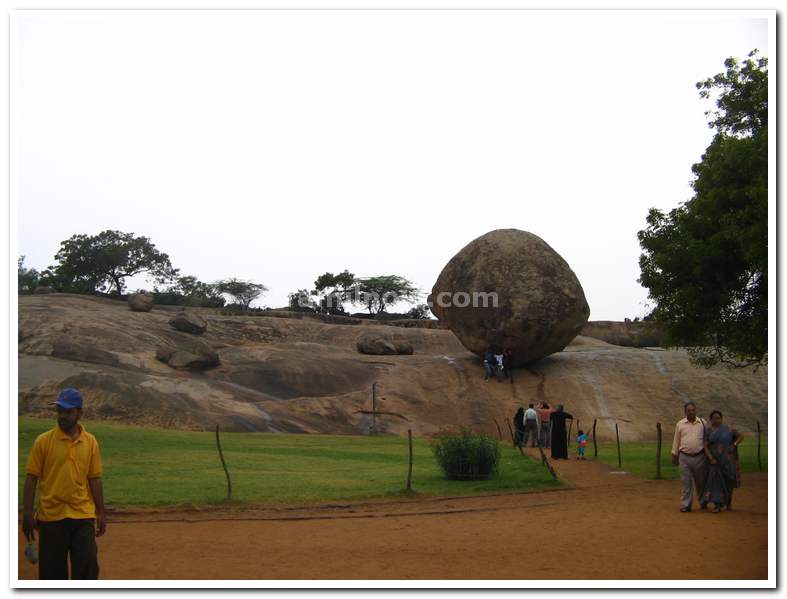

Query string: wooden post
[215,425,232,501]
[406,429,414,492]
[567,420,573,448]
[493,418,503,441]
[615,422,622,469]
[592,418,598,458]
[757,420,762,472]
[371,382,377,434]
[656,422,662,480]
[532,440,558,481]
[505,418,516,447]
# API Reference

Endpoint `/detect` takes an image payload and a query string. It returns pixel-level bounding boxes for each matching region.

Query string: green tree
[354,275,420,315]
[313,270,356,314]
[215,278,268,309]
[52,230,179,297]
[17,256,41,294]
[288,289,318,312]
[637,50,767,369]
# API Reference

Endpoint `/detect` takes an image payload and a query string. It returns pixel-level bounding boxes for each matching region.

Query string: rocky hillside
[18,294,767,441]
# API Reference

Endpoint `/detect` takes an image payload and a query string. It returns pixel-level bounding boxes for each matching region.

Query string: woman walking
[702,410,744,512]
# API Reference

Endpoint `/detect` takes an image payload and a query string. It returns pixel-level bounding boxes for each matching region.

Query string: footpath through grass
[19,418,559,508]
[590,437,768,480]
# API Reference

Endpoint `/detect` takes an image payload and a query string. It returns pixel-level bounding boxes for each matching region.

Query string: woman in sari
[702,410,744,513]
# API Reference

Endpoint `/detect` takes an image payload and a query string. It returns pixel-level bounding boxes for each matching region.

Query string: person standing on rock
[494,349,505,382]
[522,404,539,448]
[22,388,106,579]
[549,405,573,459]
[502,348,514,384]
[537,401,553,448]
[670,401,709,513]
[483,347,497,381]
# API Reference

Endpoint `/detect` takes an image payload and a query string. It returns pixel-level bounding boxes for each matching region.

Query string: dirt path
[17,459,768,580]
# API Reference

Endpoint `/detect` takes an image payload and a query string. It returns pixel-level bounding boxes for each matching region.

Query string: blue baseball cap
[54,388,83,410]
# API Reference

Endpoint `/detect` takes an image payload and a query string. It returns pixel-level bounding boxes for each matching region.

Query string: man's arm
[22,474,38,541]
[671,423,681,465]
[88,477,107,537]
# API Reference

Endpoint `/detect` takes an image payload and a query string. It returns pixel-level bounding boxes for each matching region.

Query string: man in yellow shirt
[670,401,709,513]
[22,388,106,579]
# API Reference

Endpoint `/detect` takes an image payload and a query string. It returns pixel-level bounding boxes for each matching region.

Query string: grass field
[591,437,768,480]
[18,417,560,508]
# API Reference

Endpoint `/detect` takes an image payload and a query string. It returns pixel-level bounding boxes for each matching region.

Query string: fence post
[757,420,762,472]
[592,418,598,458]
[406,429,414,492]
[656,422,662,480]
[215,424,232,501]
[567,420,573,448]
[615,422,622,469]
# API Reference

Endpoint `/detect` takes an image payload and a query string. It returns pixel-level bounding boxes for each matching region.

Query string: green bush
[431,428,501,480]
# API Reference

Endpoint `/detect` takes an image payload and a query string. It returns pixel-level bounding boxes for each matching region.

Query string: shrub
[431,428,501,480]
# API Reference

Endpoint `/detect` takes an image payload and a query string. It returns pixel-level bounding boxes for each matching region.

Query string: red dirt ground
[17,456,768,580]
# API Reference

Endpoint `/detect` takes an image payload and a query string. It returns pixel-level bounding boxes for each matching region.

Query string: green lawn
[18,417,560,508]
[590,437,768,480]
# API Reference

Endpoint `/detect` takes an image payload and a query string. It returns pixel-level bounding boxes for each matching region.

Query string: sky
[14,10,769,319]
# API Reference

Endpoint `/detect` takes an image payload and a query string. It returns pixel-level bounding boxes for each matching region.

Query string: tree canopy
[215,278,268,309]
[51,230,179,296]
[637,50,768,369]
[355,275,420,315]
[313,270,356,314]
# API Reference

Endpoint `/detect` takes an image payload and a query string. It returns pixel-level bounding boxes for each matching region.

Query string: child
[576,430,588,460]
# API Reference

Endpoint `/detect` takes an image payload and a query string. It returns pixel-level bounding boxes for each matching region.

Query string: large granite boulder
[156,339,219,370]
[169,311,208,335]
[430,229,590,365]
[128,293,154,312]
[357,332,413,355]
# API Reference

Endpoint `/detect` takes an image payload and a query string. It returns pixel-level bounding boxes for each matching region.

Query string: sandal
[712,506,721,513]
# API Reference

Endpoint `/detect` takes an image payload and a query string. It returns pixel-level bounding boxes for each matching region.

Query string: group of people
[671,401,744,513]
[513,402,578,460]
[482,347,514,383]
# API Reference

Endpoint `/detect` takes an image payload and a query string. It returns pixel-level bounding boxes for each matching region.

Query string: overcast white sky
[14,10,769,318]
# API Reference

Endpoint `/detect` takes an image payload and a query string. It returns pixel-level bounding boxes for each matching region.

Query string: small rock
[156,339,219,370]
[33,286,55,295]
[128,293,154,312]
[169,311,208,335]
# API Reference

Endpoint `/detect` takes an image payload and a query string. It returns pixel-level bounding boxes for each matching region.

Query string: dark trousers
[38,518,99,580]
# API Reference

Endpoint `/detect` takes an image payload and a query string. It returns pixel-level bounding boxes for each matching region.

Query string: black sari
[550,410,573,459]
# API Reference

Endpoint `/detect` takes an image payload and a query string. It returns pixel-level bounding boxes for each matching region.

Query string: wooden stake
[656,422,662,480]
[567,420,573,448]
[592,418,598,458]
[406,429,414,492]
[215,424,232,501]
[757,420,762,472]
[493,418,503,441]
[615,422,622,469]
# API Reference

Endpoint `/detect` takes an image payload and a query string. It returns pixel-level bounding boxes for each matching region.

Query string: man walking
[22,388,106,579]
[671,401,709,513]
[522,403,540,448]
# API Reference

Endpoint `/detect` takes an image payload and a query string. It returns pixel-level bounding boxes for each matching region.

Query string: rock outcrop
[431,229,590,365]
[156,339,219,370]
[128,293,154,312]
[169,311,208,335]
[356,332,413,355]
[17,294,767,438]
[34,286,55,295]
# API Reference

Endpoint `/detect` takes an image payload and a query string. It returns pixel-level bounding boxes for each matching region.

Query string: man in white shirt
[671,402,709,513]
[522,403,540,448]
